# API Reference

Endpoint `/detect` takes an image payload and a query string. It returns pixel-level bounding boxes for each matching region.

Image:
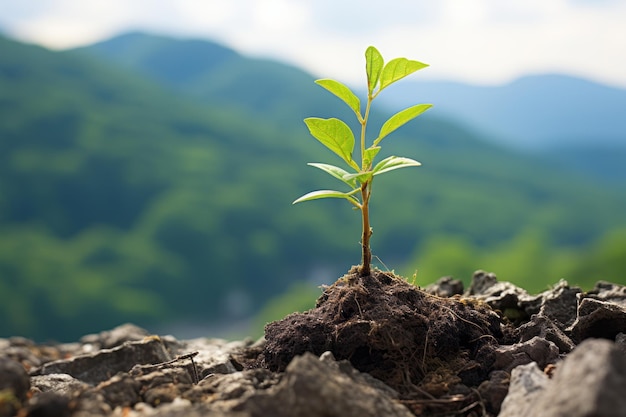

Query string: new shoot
[293,46,432,277]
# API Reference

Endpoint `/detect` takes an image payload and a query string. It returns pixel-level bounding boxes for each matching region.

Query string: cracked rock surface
[1,270,626,417]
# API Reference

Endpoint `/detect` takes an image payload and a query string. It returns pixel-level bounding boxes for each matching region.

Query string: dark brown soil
[256,267,515,414]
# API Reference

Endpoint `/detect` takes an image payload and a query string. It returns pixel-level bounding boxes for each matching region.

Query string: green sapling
[293,46,432,277]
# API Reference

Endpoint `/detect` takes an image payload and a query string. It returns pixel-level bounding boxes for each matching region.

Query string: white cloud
[1,0,625,88]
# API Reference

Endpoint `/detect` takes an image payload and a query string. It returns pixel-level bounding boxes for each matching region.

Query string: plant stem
[359,180,372,276]
[358,94,376,277]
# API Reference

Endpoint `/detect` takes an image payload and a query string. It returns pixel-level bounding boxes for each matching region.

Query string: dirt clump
[259,267,513,413]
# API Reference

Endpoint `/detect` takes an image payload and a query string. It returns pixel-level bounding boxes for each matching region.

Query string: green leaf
[372,156,421,176]
[308,162,358,188]
[315,79,361,120]
[304,118,356,167]
[344,171,373,184]
[374,104,432,146]
[365,46,384,95]
[379,58,428,91]
[293,189,360,207]
[363,146,381,168]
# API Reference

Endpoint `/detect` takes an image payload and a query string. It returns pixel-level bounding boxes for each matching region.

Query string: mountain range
[78,32,626,185]
[1,31,624,341]
[379,74,626,186]
[379,74,626,150]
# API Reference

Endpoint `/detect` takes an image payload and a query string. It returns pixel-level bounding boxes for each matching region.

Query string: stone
[517,314,575,353]
[477,370,510,415]
[465,273,583,331]
[23,392,73,417]
[31,337,171,384]
[0,356,30,417]
[494,336,559,372]
[424,276,464,297]
[71,390,113,417]
[588,281,626,306]
[150,400,250,417]
[0,356,30,401]
[465,270,540,322]
[94,373,142,408]
[136,367,192,406]
[236,353,414,417]
[0,337,69,372]
[568,297,626,343]
[531,338,626,417]
[536,279,581,330]
[465,270,500,295]
[31,373,89,396]
[180,366,279,414]
[179,337,248,377]
[320,351,401,399]
[80,323,151,349]
[498,362,549,417]
[616,333,626,354]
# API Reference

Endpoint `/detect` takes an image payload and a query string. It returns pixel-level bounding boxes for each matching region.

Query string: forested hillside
[1,33,625,341]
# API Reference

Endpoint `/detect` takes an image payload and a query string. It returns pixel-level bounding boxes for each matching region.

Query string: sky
[1,0,626,88]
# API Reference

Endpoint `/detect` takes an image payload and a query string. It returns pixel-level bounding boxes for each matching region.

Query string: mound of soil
[258,267,516,413]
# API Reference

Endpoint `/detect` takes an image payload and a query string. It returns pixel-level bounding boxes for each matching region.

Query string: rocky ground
[1,268,626,417]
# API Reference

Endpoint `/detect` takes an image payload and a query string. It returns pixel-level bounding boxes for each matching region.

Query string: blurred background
[0,0,625,342]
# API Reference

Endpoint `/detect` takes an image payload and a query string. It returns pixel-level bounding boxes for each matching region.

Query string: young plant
[293,46,432,277]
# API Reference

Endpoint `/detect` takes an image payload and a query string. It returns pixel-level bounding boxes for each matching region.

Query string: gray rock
[466,270,500,295]
[538,338,626,417]
[93,373,142,408]
[568,297,626,343]
[0,356,30,417]
[494,336,559,372]
[518,314,575,353]
[31,337,171,384]
[23,392,72,417]
[187,368,278,406]
[616,333,626,354]
[536,279,581,330]
[71,390,113,417]
[0,338,58,370]
[477,370,510,415]
[180,337,249,377]
[500,339,626,417]
[466,273,583,331]
[424,276,464,297]
[234,352,413,417]
[31,373,89,396]
[320,351,400,399]
[135,367,193,406]
[498,362,549,417]
[80,323,151,349]
[150,399,250,417]
[465,270,540,321]
[0,356,29,400]
[588,281,626,306]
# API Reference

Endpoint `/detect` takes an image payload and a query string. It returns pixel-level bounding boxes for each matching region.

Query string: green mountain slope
[1,33,625,341]
[0,35,331,339]
[72,31,350,126]
[74,32,625,246]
